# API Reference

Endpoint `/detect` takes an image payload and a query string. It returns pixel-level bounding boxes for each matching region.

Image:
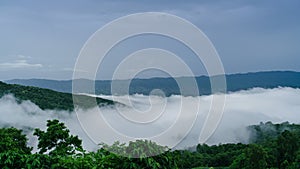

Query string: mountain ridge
[5,71,300,96]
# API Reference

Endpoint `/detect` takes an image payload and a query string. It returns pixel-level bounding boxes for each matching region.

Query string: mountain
[0,81,114,111]
[6,71,300,96]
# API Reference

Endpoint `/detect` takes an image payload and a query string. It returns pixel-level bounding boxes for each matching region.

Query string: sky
[0,0,300,80]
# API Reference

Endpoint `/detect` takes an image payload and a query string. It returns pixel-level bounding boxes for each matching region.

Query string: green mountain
[248,121,300,144]
[0,81,114,111]
[6,71,300,96]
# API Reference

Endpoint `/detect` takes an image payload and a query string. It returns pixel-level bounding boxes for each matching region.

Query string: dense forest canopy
[0,81,114,111]
[0,120,299,168]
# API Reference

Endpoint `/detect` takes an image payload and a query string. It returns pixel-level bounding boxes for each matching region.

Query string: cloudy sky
[0,0,299,80]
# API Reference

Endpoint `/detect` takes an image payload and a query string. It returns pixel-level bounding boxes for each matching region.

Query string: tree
[99,140,178,169]
[0,128,32,168]
[244,144,267,169]
[34,119,82,156]
[0,127,32,154]
[276,130,299,168]
[230,144,267,169]
[230,153,247,169]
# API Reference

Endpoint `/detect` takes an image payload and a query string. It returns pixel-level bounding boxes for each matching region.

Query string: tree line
[0,120,299,169]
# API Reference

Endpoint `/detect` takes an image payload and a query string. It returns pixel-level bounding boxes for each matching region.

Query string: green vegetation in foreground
[0,121,299,168]
[0,81,114,111]
[193,167,229,169]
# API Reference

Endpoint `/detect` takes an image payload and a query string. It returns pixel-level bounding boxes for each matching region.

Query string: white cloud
[17,55,32,59]
[0,59,43,70]
[63,67,88,73]
[0,87,299,152]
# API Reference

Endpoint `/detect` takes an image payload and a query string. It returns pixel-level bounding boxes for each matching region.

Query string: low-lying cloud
[0,87,300,151]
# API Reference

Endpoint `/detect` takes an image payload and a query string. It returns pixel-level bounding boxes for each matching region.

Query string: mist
[0,87,300,151]
[0,94,96,152]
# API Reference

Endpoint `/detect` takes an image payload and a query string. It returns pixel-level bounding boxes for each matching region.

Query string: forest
[0,81,114,111]
[0,120,299,169]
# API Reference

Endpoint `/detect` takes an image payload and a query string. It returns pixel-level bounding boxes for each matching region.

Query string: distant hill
[6,71,300,96]
[248,121,300,144]
[0,81,114,111]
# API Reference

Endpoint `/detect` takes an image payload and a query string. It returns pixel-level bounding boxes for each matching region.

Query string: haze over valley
[1,1,299,168]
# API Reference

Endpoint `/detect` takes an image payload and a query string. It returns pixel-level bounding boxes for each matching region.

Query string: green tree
[245,144,267,169]
[230,144,267,169]
[0,127,32,154]
[276,130,299,169]
[0,128,32,168]
[230,153,247,169]
[34,119,83,156]
[0,151,26,168]
[99,140,178,169]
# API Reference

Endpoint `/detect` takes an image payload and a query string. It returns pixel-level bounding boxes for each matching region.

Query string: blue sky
[0,0,299,80]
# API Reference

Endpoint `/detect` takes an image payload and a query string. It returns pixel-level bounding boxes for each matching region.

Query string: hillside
[248,121,300,144]
[6,71,300,96]
[0,81,114,111]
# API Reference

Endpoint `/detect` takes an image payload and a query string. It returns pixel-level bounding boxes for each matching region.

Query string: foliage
[276,130,299,168]
[33,119,83,156]
[0,81,114,111]
[0,127,32,154]
[97,140,177,169]
[0,120,299,168]
[193,143,248,168]
[230,144,267,169]
[248,121,300,144]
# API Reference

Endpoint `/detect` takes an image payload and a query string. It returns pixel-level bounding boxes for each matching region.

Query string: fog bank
[0,87,299,151]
